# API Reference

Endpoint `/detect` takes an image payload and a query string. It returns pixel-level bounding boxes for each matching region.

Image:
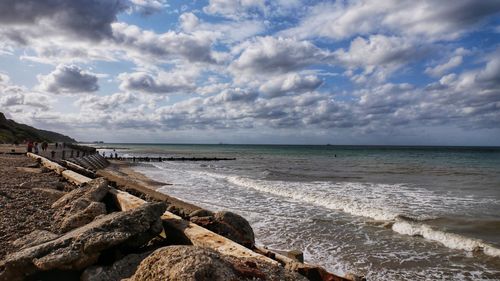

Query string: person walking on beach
[34,142,39,154]
[55,142,59,149]
[42,142,48,151]
[27,141,33,153]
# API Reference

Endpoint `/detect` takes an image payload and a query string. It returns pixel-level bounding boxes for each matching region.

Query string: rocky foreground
[0,154,360,281]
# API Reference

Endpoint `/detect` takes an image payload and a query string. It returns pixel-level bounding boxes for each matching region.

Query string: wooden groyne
[105,156,236,162]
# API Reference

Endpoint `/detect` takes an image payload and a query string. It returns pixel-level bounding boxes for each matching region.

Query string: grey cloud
[112,23,218,63]
[38,65,99,94]
[230,36,330,79]
[259,73,323,97]
[281,0,500,41]
[0,0,127,41]
[76,93,137,111]
[118,71,196,94]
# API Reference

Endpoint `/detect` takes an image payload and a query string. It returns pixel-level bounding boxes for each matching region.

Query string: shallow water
[97,144,500,280]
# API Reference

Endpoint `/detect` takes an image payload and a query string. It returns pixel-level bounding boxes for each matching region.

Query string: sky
[0,0,500,145]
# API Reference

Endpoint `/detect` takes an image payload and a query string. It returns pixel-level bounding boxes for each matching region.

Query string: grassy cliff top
[0,112,76,144]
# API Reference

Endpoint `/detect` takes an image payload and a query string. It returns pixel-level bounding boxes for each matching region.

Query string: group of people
[26,141,50,154]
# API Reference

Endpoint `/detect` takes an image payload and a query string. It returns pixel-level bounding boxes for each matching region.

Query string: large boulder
[51,178,109,233]
[190,211,255,248]
[81,252,152,281]
[51,178,109,209]
[125,246,307,281]
[0,202,166,281]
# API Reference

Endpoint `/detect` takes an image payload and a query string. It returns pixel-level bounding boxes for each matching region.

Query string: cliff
[0,112,76,143]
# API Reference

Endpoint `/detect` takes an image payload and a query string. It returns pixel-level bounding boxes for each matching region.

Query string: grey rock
[125,245,307,281]
[81,252,151,281]
[12,230,60,250]
[191,211,255,248]
[51,178,108,209]
[56,201,107,233]
[0,202,167,281]
[51,178,110,233]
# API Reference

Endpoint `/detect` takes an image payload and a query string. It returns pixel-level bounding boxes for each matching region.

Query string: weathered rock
[0,202,166,281]
[12,230,59,250]
[51,178,109,209]
[51,178,110,233]
[125,246,307,281]
[56,200,107,233]
[81,252,151,281]
[191,211,255,248]
[189,209,214,218]
[32,188,66,201]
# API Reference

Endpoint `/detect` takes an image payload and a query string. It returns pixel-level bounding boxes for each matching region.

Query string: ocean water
[96,144,500,280]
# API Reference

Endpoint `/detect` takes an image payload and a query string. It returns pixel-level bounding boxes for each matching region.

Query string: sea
[95,144,500,280]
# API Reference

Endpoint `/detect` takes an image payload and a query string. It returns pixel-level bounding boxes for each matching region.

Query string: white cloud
[259,73,323,97]
[425,55,463,77]
[229,36,331,83]
[130,0,167,15]
[203,0,266,19]
[37,65,99,94]
[281,0,500,41]
[179,12,266,43]
[118,68,198,94]
[335,35,425,83]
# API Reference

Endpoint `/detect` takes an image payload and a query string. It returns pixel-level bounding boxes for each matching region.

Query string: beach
[97,144,500,280]
[0,147,351,281]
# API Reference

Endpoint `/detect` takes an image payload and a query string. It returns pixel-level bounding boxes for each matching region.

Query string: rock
[51,178,110,233]
[345,273,367,281]
[12,230,59,250]
[286,250,304,263]
[0,202,167,281]
[125,246,307,281]
[51,178,109,209]
[189,209,214,218]
[81,252,151,281]
[32,188,66,201]
[191,211,255,248]
[55,200,107,233]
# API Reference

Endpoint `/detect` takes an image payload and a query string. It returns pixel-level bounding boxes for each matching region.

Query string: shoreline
[0,152,357,281]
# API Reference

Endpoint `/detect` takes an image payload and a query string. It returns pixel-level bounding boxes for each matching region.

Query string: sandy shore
[0,155,75,259]
[0,153,356,281]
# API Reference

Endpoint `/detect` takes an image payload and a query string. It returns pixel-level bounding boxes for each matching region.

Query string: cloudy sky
[1,0,499,145]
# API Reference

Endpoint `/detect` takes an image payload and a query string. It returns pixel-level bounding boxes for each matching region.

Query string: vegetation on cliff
[0,112,76,143]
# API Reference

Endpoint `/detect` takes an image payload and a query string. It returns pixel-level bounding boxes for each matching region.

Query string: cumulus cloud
[75,93,138,111]
[0,73,52,111]
[203,0,266,19]
[425,55,463,77]
[179,12,266,43]
[130,0,167,15]
[230,36,330,80]
[259,73,323,97]
[335,35,426,82]
[111,22,219,64]
[118,69,197,94]
[281,0,500,41]
[37,65,99,94]
[0,0,127,42]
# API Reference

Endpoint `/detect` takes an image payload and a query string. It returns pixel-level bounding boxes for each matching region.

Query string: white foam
[224,175,400,221]
[392,220,500,258]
